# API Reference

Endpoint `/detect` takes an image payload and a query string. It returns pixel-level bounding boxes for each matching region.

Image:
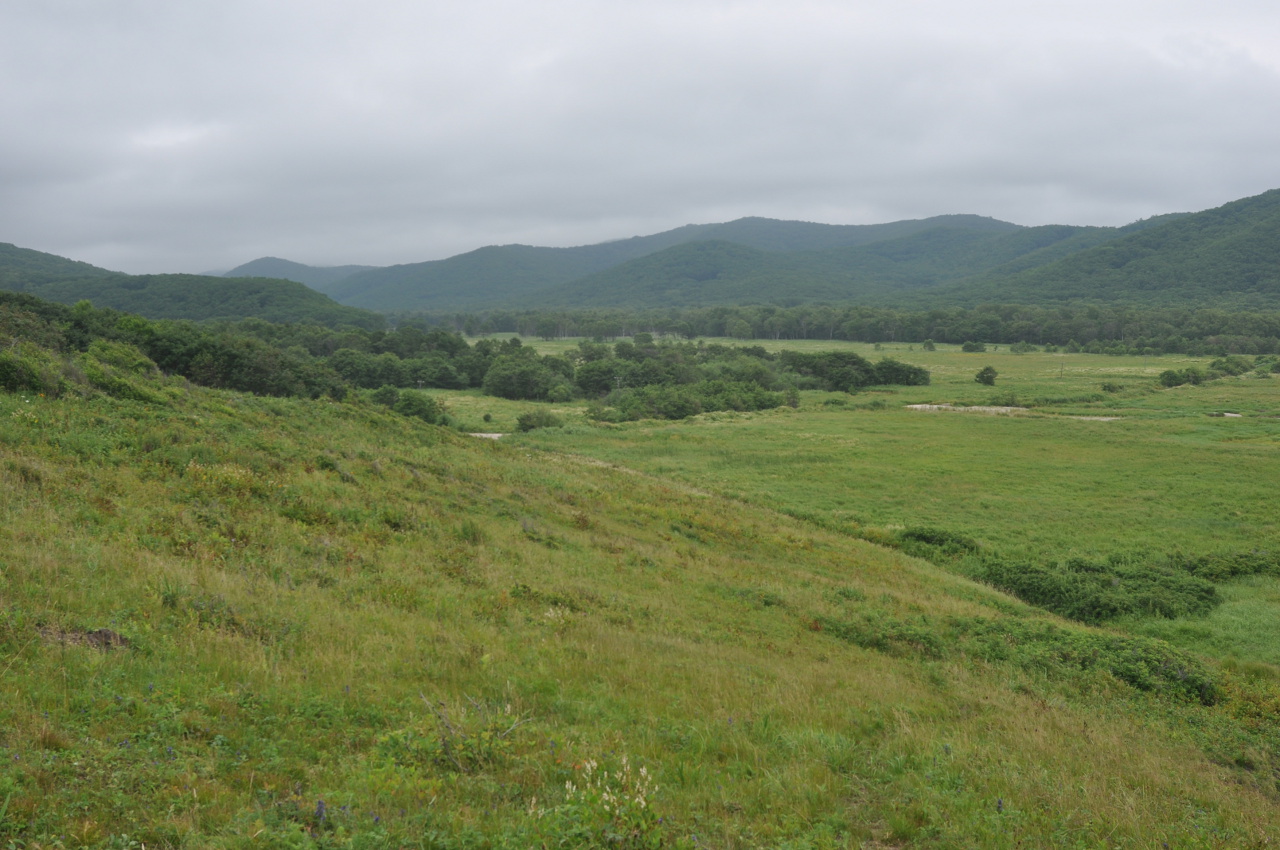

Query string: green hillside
[526,225,1103,308]
[329,215,1025,311]
[0,242,121,289]
[222,258,380,295]
[0,244,384,328]
[926,189,1280,308]
[341,190,1278,313]
[5,315,1280,845]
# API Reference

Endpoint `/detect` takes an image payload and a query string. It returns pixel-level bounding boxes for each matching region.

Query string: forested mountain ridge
[0,241,121,289]
[515,191,1280,310]
[7,188,1277,320]
[919,189,1280,308]
[236,192,1270,312]
[0,244,384,328]
[222,256,380,294]
[521,224,1108,308]
[295,214,1026,311]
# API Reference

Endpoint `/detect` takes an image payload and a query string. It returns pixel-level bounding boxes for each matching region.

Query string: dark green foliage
[1167,550,1280,583]
[516,409,564,431]
[975,366,998,385]
[871,358,930,386]
[895,527,981,560]
[1208,355,1254,376]
[818,610,1218,704]
[371,385,400,407]
[817,613,944,659]
[596,380,785,422]
[961,341,987,352]
[410,301,1280,358]
[950,617,1219,704]
[777,351,874,391]
[393,390,446,424]
[889,528,1280,631]
[974,557,1218,624]
[0,251,383,327]
[0,348,52,394]
[482,354,563,400]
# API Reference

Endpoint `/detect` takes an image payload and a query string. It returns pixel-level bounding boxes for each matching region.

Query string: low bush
[516,408,565,431]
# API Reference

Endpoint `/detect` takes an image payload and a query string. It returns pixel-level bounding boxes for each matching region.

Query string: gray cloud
[2,0,1279,273]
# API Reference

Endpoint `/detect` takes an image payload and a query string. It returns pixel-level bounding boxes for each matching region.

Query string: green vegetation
[404,301,1280,360]
[10,286,1280,846]
[0,244,382,327]
[198,189,1280,314]
[513,341,1280,661]
[8,330,1280,847]
[221,258,379,296]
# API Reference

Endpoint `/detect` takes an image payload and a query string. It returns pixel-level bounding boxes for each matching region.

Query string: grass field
[497,341,1280,665]
[6,338,1280,846]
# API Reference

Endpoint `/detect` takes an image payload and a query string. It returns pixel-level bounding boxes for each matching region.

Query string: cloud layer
[3,0,1279,273]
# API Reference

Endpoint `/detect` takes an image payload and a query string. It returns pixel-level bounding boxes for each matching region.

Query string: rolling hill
[921,189,1280,308]
[5,333,1280,844]
[0,245,384,328]
[222,256,380,295]
[318,214,1026,311]
[505,193,1276,311]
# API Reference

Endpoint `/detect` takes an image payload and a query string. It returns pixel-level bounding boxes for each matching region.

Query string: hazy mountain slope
[223,256,380,294]
[0,241,120,290]
[330,215,1025,311]
[926,189,1280,307]
[526,224,1103,308]
[4,270,383,328]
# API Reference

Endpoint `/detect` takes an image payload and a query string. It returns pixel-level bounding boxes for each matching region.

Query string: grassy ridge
[4,346,1280,846]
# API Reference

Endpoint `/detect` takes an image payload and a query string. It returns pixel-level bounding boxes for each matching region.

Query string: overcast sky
[3,0,1279,274]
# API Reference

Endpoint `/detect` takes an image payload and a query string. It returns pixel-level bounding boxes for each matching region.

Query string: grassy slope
[5,353,1280,846]
[513,343,1280,664]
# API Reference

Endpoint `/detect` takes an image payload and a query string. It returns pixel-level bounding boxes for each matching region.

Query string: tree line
[0,293,928,422]
[395,303,1280,356]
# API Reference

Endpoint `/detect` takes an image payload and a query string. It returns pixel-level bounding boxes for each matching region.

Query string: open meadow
[5,338,1280,847]
[502,342,1280,666]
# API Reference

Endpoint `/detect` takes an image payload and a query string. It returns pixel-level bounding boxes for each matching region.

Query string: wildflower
[315,799,327,822]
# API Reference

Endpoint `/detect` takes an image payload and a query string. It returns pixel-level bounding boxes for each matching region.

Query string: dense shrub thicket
[891,526,1280,627]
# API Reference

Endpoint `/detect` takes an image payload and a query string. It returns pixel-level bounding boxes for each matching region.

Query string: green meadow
[507,342,1280,665]
[5,338,1280,847]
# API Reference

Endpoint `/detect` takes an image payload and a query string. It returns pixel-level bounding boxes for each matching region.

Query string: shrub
[961,341,986,353]
[516,408,565,431]
[872,358,931,386]
[370,384,400,407]
[975,366,998,386]
[393,390,445,424]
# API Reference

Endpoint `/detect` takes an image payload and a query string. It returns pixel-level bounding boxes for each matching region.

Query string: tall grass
[3,347,1280,846]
